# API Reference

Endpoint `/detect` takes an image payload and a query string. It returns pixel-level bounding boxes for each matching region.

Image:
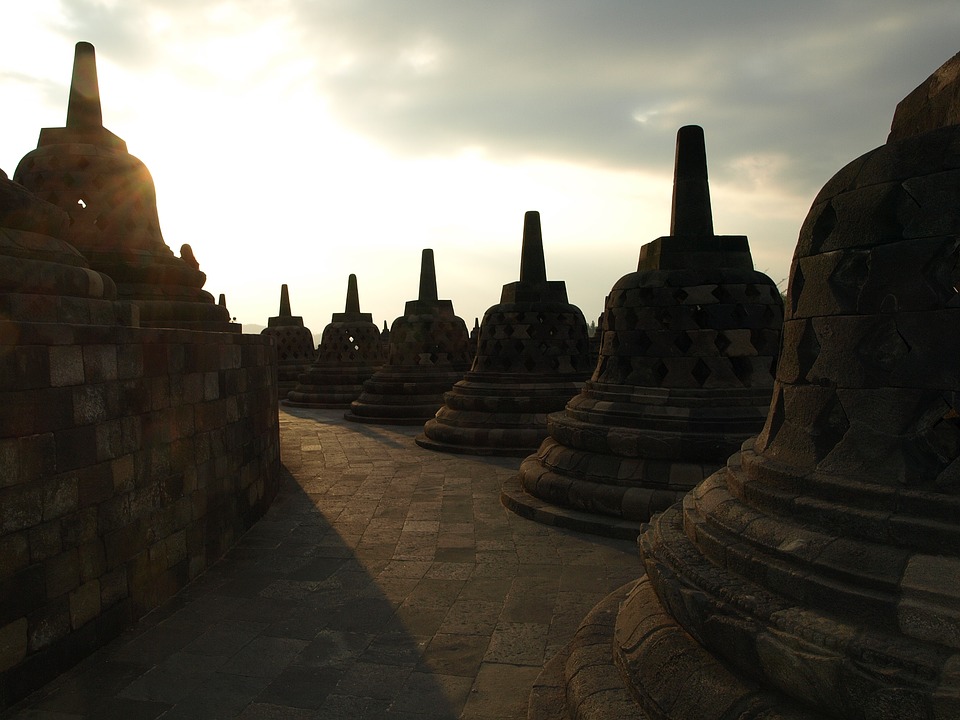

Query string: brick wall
[0,322,280,707]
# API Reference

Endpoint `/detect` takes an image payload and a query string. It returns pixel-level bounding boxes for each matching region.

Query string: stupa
[260,284,316,395]
[545,50,960,720]
[13,42,235,332]
[345,249,471,425]
[0,168,131,327]
[416,211,591,456]
[284,274,384,408]
[503,126,783,537]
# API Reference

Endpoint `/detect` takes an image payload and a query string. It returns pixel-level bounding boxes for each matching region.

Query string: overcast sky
[2,1,958,334]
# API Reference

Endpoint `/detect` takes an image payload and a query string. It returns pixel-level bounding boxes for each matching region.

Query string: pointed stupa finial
[218,293,227,308]
[418,249,438,302]
[279,284,292,316]
[66,42,103,129]
[345,274,361,313]
[669,125,714,237]
[518,211,547,285]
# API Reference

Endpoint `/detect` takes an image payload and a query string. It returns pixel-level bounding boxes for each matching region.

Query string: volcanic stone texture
[417,212,592,456]
[285,274,384,408]
[614,54,960,720]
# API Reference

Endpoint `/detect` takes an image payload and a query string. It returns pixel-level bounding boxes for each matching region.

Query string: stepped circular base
[415,433,535,457]
[500,474,642,540]
[528,580,647,720]
[344,366,464,426]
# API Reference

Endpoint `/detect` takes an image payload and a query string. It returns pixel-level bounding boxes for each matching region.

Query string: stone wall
[0,323,280,707]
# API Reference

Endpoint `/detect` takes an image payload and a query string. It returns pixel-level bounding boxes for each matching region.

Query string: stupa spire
[418,249,438,302]
[518,211,547,285]
[279,284,292,316]
[66,42,103,129]
[345,274,360,313]
[669,125,714,237]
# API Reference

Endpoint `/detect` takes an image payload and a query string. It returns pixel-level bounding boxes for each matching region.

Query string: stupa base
[499,474,642,540]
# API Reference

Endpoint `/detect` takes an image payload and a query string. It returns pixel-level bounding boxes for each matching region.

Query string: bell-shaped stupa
[284,274,384,408]
[0,168,131,327]
[416,211,591,455]
[13,42,235,332]
[345,249,471,425]
[260,284,316,395]
[503,126,783,537]
[578,51,960,720]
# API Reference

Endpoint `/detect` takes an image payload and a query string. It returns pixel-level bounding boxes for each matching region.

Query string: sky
[2,1,959,334]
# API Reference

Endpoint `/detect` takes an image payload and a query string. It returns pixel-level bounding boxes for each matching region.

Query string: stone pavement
[1,407,640,720]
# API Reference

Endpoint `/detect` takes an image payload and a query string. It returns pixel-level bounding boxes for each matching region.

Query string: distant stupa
[345,249,471,424]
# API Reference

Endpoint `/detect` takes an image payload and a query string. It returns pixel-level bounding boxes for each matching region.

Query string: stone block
[82,345,117,383]
[76,465,113,509]
[18,434,55,485]
[78,541,106,582]
[48,345,84,388]
[44,549,79,599]
[0,533,29,579]
[27,521,62,563]
[54,425,98,473]
[60,507,98,547]
[115,342,143,380]
[41,475,78,522]
[99,566,127,609]
[27,596,70,652]
[69,580,101,630]
[0,438,18,488]
[0,483,42,534]
[0,618,27,673]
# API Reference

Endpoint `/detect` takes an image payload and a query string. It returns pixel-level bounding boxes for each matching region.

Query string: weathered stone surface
[506,126,782,535]
[417,212,591,456]
[610,50,960,720]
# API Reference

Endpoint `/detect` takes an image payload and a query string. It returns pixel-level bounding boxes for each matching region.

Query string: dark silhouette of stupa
[13,42,235,332]
[284,274,384,408]
[503,126,783,537]
[261,284,316,395]
[417,211,591,456]
[345,249,471,425]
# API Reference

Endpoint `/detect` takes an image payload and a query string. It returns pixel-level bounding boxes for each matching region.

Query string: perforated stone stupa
[503,126,783,537]
[284,274,384,408]
[591,51,960,720]
[13,42,235,332]
[345,249,471,425]
[261,284,316,395]
[416,211,591,456]
[0,168,131,327]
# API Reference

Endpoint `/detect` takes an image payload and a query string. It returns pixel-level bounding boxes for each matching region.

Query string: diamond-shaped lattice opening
[61,172,76,188]
[674,333,693,353]
[653,360,669,384]
[790,264,805,316]
[745,284,760,298]
[715,332,731,354]
[93,175,107,190]
[812,391,849,459]
[691,359,711,387]
[673,288,689,303]
[809,202,837,256]
[634,331,652,355]
[692,306,710,328]
[712,285,731,303]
